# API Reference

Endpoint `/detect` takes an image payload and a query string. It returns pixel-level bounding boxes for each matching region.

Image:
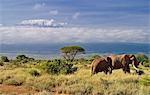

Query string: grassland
[0,56,150,95]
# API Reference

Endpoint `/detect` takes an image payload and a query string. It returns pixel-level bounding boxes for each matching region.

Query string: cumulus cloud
[19,19,67,27]
[72,12,80,19]
[49,10,58,15]
[0,26,148,44]
[33,3,46,10]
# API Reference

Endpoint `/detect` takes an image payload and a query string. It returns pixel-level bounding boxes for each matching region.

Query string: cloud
[0,26,148,44]
[72,12,80,19]
[49,10,58,15]
[33,3,46,10]
[19,19,67,27]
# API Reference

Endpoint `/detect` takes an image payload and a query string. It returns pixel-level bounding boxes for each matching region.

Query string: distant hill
[0,43,149,54]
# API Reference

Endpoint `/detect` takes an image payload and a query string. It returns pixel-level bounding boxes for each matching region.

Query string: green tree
[136,54,149,67]
[136,54,148,63]
[16,55,28,61]
[16,55,30,64]
[0,56,9,62]
[60,46,85,62]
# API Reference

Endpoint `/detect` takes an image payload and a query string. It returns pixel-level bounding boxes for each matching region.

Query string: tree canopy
[0,56,9,62]
[60,46,85,62]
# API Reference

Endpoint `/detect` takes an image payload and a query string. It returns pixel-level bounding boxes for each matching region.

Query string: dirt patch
[0,84,37,95]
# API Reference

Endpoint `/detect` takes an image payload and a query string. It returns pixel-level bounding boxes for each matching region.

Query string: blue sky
[0,0,149,27]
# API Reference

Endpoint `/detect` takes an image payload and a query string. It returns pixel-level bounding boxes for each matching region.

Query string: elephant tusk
[132,61,140,72]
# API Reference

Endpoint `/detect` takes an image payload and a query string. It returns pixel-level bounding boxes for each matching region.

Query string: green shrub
[0,61,4,66]
[91,55,101,59]
[0,56,9,62]
[77,58,91,64]
[29,69,41,77]
[3,76,25,86]
[136,54,150,67]
[42,60,77,75]
[142,61,150,67]
[139,76,150,86]
[15,54,35,64]
[136,54,148,63]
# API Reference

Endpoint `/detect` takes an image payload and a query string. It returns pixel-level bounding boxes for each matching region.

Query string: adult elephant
[91,57,112,75]
[109,54,140,73]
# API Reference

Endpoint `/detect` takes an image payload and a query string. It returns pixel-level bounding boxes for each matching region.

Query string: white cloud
[33,3,46,10]
[49,10,58,15]
[19,19,66,27]
[0,27,148,44]
[72,12,80,19]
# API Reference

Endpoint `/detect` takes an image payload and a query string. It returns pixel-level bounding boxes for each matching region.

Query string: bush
[136,54,148,63]
[29,69,41,77]
[0,56,9,62]
[0,61,4,66]
[3,76,25,86]
[16,55,35,64]
[91,55,101,59]
[142,61,150,67]
[139,76,150,86]
[42,60,77,75]
[136,54,150,67]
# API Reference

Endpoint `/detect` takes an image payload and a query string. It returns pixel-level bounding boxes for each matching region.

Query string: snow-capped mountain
[19,19,67,27]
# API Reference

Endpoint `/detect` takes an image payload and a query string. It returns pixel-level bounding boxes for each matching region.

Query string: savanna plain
[0,53,149,95]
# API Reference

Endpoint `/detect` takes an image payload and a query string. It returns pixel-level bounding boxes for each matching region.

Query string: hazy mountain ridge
[0,43,149,54]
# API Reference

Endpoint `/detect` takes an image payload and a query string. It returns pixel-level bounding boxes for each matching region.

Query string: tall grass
[0,61,149,95]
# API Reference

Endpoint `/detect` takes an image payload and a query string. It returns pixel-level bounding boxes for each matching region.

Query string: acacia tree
[60,46,85,62]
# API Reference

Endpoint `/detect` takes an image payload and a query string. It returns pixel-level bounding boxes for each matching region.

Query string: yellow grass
[0,63,149,95]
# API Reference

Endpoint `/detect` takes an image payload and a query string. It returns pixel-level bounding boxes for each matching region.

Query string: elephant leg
[122,67,127,73]
[126,65,130,73]
[104,70,108,75]
[123,66,130,74]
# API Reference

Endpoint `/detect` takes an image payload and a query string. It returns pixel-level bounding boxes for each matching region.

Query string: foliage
[0,60,149,95]
[0,54,150,95]
[139,76,150,86]
[41,60,77,75]
[90,55,101,60]
[0,61,4,66]
[136,54,149,67]
[16,54,34,64]
[0,56,9,62]
[29,69,41,77]
[3,78,24,86]
[60,46,85,62]
[142,60,150,67]
[136,54,148,63]
[77,58,91,64]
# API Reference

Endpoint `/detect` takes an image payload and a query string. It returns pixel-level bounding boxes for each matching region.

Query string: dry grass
[0,63,149,95]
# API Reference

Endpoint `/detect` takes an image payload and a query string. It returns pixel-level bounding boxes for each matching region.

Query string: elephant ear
[106,57,112,64]
[124,54,130,60]
[122,55,131,64]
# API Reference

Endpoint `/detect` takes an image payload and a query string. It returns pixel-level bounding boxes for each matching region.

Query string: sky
[0,0,149,44]
[0,0,149,27]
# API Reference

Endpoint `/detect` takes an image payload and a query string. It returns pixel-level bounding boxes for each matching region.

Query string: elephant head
[129,54,140,72]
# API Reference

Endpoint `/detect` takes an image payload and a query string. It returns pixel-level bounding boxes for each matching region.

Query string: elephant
[109,54,140,74]
[91,57,112,75]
